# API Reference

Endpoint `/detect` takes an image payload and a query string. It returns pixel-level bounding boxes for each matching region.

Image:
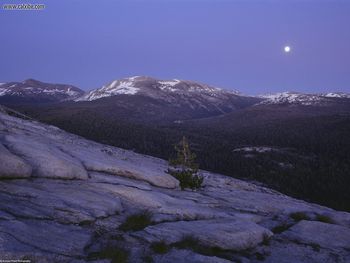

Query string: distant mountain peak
[72,76,259,121]
[257,91,350,106]
[22,78,42,85]
[0,79,84,103]
[77,76,240,102]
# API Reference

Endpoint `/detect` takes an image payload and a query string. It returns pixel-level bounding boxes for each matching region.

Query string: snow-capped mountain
[0,79,84,103]
[73,76,260,121]
[77,76,241,102]
[257,91,350,106]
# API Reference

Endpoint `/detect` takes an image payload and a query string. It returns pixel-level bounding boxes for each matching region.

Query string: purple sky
[1,0,349,95]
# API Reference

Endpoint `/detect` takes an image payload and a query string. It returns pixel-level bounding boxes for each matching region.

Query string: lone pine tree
[168,136,203,190]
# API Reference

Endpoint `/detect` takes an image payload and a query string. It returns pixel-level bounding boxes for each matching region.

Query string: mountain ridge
[1,77,349,107]
[258,91,350,106]
[76,76,241,101]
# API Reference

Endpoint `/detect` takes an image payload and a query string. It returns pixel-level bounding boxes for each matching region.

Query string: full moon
[284,46,291,53]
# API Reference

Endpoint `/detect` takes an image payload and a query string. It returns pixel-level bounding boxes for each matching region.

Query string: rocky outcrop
[154,249,232,263]
[5,134,88,180]
[0,220,91,257]
[0,109,349,263]
[283,220,350,250]
[0,143,32,178]
[0,110,178,188]
[134,219,273,250]
[66,145,178,188]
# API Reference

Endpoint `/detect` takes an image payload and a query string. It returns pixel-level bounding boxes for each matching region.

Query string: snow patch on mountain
[107,80,140,95]
[233,146,276,153]
[188,84,224,94]
[159,79,180,87]
[158,79,182,92]
[42,88,78,94]
[0,89,8,96]
[323,92,350,98]
[129,76,141,81]
[66,87,81,96]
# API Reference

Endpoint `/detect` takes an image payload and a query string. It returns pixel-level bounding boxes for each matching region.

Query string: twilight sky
[1,0,349,95]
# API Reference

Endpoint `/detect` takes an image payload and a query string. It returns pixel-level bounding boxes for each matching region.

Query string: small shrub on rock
[151,240,170,254]
[310,243,321,252]
[173,235,229,259]
[169,169,204,190]
[119,211,153,231]
[174,235,200,250]
[261,233,271,246]
[315,214,334,224]
[290,212,310,221]
[272,224,293,234]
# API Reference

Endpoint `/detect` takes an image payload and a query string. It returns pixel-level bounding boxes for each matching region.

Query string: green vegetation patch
[150,240,170,254]
[119,211,153,232]
[290,212,310,221]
